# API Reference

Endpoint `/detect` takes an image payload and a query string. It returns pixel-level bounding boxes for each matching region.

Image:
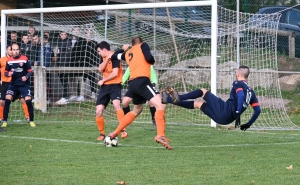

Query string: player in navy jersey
[1,43,36,128]
[165,65,261,130]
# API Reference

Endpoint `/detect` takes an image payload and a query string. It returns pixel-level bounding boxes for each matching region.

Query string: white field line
[1,135,300,149]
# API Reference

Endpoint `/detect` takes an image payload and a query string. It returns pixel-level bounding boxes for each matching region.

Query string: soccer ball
[104,136,118,147]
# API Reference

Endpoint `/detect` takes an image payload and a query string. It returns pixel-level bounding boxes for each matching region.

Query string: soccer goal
[1,1,297,130]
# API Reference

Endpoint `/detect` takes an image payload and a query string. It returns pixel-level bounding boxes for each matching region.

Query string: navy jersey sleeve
[232,81,245,113]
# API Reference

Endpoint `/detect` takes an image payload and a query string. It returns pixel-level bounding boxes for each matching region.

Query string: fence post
[34,66,47,113]
[289,32,295,58]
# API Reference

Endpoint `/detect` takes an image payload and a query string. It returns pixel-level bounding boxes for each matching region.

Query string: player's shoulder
[19,55,28,61]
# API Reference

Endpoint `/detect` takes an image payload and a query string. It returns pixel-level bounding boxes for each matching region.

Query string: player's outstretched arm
[240,105,261,131]
[111,49,126,61]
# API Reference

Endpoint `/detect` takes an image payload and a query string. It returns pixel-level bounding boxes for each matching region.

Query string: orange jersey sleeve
[0,56,12,82]
[102,51,123,85]
[125,43,151,80]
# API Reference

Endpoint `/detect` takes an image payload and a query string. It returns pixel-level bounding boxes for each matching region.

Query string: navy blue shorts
[6,84,32,100]
[200,91,235,125]
[124,89,133,99]
[128,77,159,105]
[96,84,122,107]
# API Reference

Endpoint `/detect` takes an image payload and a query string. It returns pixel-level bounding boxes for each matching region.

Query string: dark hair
[22,34,29,38]
[6,45,12,49]
[32,34,39,38]
[239,65,250,79]
[11,31,17,35]
[131,36,143,46]
[97,41,110,51]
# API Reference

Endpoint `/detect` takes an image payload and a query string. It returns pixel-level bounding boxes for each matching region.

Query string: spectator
[30,34,41,66]
[28,26,36,36]
[69,26,85,102]
[37,35,52,103]
[7,31,20,46]
[54,31,73,105]
[77,29,99,99]
[20,34,31,57]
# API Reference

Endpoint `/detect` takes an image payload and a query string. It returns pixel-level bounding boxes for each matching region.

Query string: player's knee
[24,96,32,101]
[201,88,208,98]
[5,95,13,100]
[194,101,204,109]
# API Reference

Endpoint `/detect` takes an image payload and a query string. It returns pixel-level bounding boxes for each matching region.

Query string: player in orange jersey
[108,36,172,150]
[0,45,29,127]
[95,41,124,141]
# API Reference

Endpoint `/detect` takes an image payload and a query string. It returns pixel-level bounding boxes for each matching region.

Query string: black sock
[123,106,130,115]
[25,100,34,121]
[149,106,156,121]
[3,99,11,121]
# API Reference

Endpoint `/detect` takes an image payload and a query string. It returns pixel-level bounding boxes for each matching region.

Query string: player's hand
[98,80,104,86]
[235,112,241,128]
[240,123,251,131]
[122,44,130,51]
[21,76,27,81]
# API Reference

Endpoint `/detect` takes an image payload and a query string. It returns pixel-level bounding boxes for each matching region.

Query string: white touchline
[1,135,300,149]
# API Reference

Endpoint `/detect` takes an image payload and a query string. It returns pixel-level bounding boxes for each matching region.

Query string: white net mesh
[2,3,297,129]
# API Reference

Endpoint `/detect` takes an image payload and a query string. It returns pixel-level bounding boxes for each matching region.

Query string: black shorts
[0,82,10,100]
[96,84,122,107]
[128,77,159,105]
[200,91,235,125]
[124,89,133,98]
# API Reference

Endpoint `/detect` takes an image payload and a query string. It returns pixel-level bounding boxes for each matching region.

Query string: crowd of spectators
[2,26,101,105]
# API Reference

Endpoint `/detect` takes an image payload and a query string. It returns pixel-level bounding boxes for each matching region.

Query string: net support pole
[34,66,47,113]
[210,0,218,128]
[1,12,7,57]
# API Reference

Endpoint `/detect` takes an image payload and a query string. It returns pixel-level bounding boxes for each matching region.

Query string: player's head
[6,45,12,57]
[237,65,250,79]
[131,36,143,46]
[96,41,111,57]
[11,43,20,57]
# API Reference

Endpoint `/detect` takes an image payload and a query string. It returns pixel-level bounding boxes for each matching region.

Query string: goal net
[1,1,297,130]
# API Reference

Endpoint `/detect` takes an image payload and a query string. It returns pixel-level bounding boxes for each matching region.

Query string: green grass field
[1,90,300,185]
[1,117,300,184]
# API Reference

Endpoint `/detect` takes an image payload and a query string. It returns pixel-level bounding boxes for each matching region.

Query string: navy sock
[175,101,194,109]
[123,106,130,115]
[25,100,34,121]
[179,89,203,100]
[3,99,11,121]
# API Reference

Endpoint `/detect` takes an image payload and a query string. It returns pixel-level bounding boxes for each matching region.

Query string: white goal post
[0,1,297,130]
